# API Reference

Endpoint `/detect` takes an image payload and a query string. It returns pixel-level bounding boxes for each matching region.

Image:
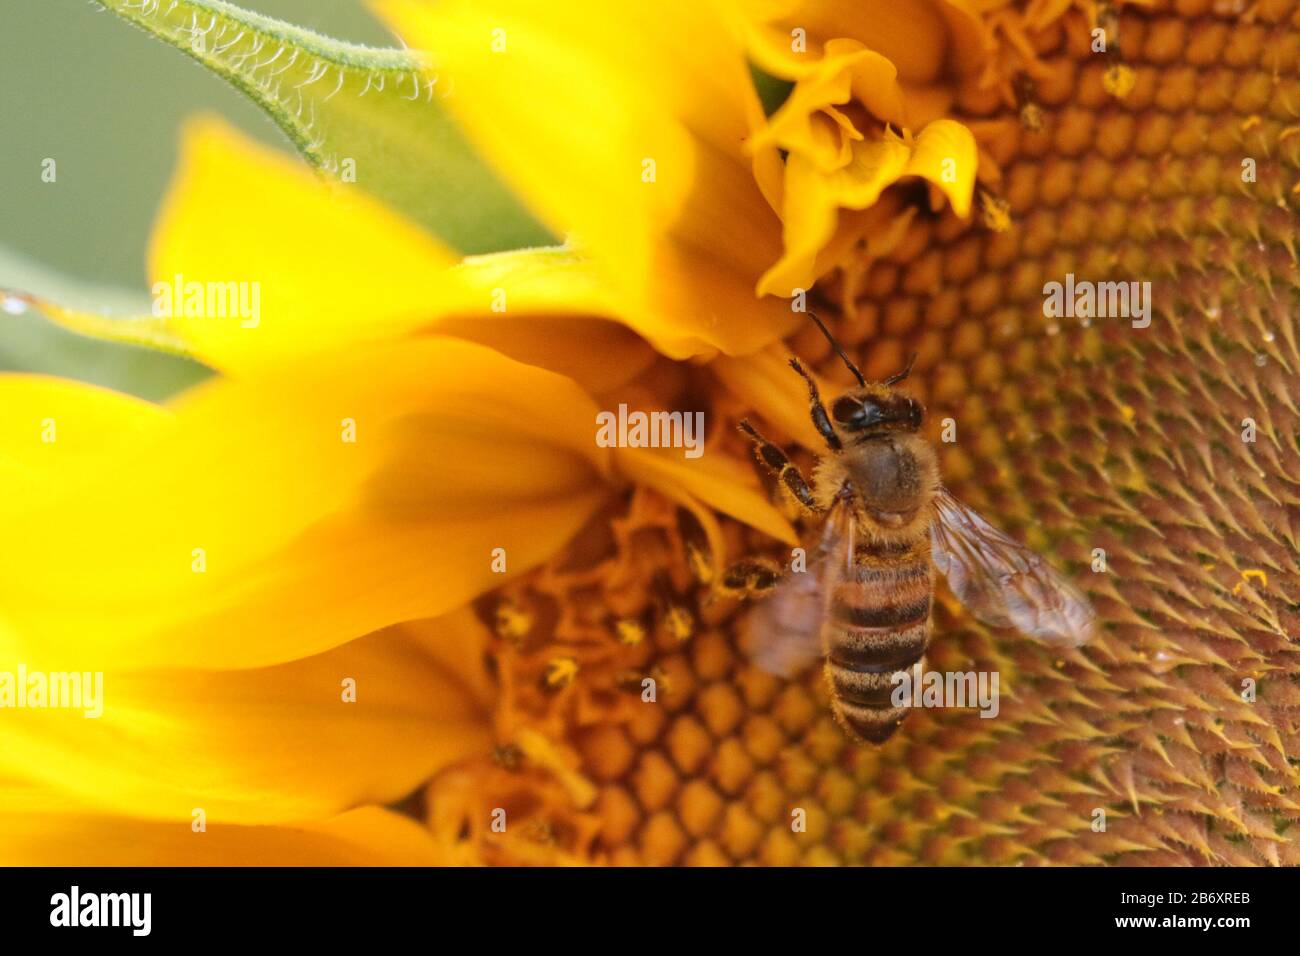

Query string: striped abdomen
[822,534,933,743]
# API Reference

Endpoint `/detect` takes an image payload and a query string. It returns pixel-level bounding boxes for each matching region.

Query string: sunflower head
[4,0,1298,869]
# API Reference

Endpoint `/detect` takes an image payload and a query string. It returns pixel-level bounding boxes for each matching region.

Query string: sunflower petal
[742,0,987,84]
[147,117,460,373]
[0,375,168,500]
[379,0,795,358]
[0,338,610,670]
[758,136,911,296]
[760,116,976,295]
[711,345,824,449]
[0,806,450,866]
[903,118,978,218]
[616,446,798,547]
[437,248,659,393]
[749,39,906,160]
[0,611,492,823]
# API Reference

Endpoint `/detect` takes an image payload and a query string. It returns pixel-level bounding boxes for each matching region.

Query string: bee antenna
[881,352,918,387]
[806,312,866,388]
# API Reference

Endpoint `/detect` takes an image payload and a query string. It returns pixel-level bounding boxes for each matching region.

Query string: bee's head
[830,385,924,436]
[795,313,923,440]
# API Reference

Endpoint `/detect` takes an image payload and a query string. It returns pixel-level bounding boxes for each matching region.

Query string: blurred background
[0,0,393,398]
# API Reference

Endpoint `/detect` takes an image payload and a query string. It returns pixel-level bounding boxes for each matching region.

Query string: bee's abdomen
[823,547,932,744]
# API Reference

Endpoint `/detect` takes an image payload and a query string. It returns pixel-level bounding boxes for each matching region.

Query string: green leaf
[100,0,552,254]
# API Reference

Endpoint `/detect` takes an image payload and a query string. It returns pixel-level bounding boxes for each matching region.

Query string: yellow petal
[745,0,987,84]
[898,83,958,130]
[0,610,492,823]
[758,136,911,296]
[16,243,659,395]
[0,375,167,500]
[811,198,917,289]
[760,118,975,294]
[903,118,978,218]
[437,248,659,393]
[0,806,450,866]
[151,121,666,382]
[616,445,798,548]
[378,0,750,284]
[380,0,794,358]
[750,39,906,163]
[744,20,818,81]
[148,116,459,373]
[431,313,658,396]
[639,240,801,358]
[0,337,610,670]
[712,344,825,449]
[933,0,991,80]
[451,237,803,362]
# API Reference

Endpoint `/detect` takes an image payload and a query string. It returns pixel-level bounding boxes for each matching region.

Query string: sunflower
[0,114,794,863]
[3,0,1299,866]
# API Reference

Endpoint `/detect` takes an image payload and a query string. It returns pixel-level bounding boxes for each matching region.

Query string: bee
[729,315,1096,743]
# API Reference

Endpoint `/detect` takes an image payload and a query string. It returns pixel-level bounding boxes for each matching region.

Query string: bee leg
[716,556,783,601]
[738,419,819,512]
[787,358,842,452]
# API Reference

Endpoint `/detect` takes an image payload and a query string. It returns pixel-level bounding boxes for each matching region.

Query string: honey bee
[728,315,1096,743]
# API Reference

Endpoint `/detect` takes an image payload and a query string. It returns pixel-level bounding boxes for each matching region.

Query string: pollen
[978,189,1014,233]
[545,657,578,689]
[1232,569,1270,594]
[663,605,695,643]
[614,618,646,646]
[494,599,533,642]
[1103,61,1138,97]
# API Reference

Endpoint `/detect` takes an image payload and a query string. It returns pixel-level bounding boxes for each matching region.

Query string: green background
[0,0,393,397]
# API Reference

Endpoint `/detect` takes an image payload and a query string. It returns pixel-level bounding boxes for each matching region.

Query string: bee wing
[739,500,854,678]
[930,487,1096,648]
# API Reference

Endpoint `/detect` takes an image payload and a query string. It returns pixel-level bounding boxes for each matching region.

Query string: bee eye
[903,398,923,428]
[831,396,861,424]
[832,396,882,429]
